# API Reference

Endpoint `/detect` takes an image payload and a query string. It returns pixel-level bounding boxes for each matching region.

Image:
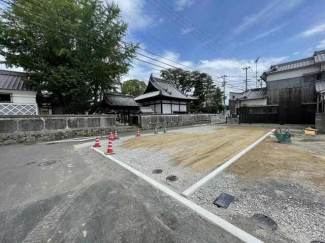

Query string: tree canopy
[121,79,146,97]
[160,68,224,113]
[0,0,138,113]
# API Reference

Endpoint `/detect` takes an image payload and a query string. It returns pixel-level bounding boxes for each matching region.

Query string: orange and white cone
[136,129,141,137]
[109,131,115,141]
[114,130,119,140]
[93,136,101,148]
[105,140,115,155]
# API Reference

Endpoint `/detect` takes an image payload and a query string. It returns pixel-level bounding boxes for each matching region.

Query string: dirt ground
[227,136,325,189]
[121,126,271,172]
[190,130,325,243]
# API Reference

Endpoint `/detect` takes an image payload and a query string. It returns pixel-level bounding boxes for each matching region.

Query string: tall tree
[160,68,192,94]
[0,0,138,113]
[121,79,146,97]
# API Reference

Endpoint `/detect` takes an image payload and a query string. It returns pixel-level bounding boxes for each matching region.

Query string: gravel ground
[189,129,325,243]
[98,129,204,192]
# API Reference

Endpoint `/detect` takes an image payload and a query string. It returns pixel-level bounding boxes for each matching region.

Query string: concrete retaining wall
[0,115,117,145]
[139,114,213,129]
[315,113,325,133]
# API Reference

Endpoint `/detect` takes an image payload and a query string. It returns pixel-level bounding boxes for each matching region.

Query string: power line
[150,0,257,79]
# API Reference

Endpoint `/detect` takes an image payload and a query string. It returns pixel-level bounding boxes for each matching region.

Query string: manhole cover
[37,160,59,167]
[166,175,178,181]
[152,169,163,174]
[25,161,37,166]
[213,193,235,209]
[252,214,278,231]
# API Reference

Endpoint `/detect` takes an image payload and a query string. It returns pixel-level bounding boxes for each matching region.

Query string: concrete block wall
[0,115,116,145]
[315,113,325,133]
[139,114,212,129]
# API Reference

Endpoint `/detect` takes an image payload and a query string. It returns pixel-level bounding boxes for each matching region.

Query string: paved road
[0,137,242,243]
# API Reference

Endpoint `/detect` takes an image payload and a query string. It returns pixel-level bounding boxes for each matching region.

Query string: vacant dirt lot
[190,130,325,243]
[121,126,271,172]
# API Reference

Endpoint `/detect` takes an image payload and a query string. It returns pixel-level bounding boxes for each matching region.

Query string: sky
[2,0,325,94]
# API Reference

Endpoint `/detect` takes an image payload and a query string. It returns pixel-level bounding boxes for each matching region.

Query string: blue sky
[2,0,325,92]
[115,0,325,92]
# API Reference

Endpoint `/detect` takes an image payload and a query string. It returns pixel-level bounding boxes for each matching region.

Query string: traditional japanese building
[135,75,197,114]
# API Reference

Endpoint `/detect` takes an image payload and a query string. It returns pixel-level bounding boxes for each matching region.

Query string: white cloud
[233,0,302,36]
[293,51,300,55]
[300,23,325,37]
[317,39,325,49]
[110,0,152,29]
[181,26,194,35]
[174,0,195,11]
[127,50,288,93]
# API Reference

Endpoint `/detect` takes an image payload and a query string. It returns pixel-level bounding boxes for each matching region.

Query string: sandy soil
[121,126,271,172]
[227,136,325,189]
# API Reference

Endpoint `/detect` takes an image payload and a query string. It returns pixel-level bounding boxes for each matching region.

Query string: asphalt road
[0,135,242,243]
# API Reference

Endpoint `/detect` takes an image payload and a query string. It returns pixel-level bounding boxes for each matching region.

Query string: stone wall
[315,113,325,133]
[139,114,213,129]
[0,115,116,145]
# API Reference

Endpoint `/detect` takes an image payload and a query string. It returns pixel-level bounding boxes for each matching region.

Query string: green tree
[160,68,192,94]
[0,0,138,113]
[121,79,146,97]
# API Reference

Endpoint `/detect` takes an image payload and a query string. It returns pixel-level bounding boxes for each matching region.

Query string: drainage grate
[252,214,278,231]
[166,175,178,181]
[37,160,60,167]
[152,169,163,174]
[213,193,235,209]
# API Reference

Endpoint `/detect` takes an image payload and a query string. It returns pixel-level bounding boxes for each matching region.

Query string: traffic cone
[114,130,119,140]
[136,129,141,137]
[105,140,115,155]
[109,131,115,141]
[93,136,101,148]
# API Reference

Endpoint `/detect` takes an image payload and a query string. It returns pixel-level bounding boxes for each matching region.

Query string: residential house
[135,75,197,114]
[228,91,242,116]
[0,69,39,115]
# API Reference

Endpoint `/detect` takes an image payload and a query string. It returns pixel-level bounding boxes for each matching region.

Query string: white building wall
[267,65,320,81]
[240,99,267,107]
[0,89,39,115]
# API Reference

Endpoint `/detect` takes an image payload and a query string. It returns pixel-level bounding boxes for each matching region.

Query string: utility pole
[221,75,227,107]
[242,66,250,91]
[255,57,259,88]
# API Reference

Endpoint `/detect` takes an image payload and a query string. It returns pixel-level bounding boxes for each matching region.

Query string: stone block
[87,118,100,128]
[68,118,85,129]
[0,120,17,133]
[19,119,44,132]
[45,119,67,130]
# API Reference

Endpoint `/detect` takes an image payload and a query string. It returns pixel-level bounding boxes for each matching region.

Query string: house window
[0,93,11,103]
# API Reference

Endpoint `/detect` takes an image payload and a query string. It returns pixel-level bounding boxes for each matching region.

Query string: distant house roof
[140,106,154,114]
[315,80,325,93]
[262,50,325,78]
[135,75,197,102]
[239,88,267,100]
[103,93,140,107]
[0,69,34,91]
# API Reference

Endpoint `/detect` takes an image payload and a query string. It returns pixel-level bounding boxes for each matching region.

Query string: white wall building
[0,70,39,115]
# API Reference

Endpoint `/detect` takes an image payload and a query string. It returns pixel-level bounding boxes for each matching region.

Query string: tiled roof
[314,50,325,63]
[0,69,34,91]
[134,91,160,101]
[315,80,325,93]
[239,88,267,100]
[135,75,197,101]
[140,107,154,114]
[103,93,140,107]
[264,49,325,76]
